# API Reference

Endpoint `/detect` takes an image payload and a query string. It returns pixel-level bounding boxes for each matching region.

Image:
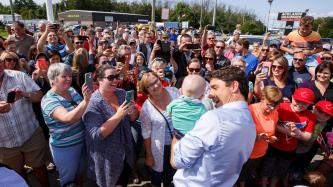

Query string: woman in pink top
[238,86,283,187]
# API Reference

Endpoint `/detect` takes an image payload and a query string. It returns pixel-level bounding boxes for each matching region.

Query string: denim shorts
[50,142,85,186]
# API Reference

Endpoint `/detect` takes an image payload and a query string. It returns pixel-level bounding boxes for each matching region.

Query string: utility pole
[9,0,15,22]
[266,0,273,33]
[199,0,203,29]
[46,0,55,22]
[151,0,156,26]
[212,0,217,26]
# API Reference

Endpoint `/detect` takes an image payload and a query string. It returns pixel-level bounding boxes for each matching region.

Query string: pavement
[26,154,332,187]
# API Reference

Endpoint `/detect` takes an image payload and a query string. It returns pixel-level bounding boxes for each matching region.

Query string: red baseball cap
[315,100,333,116]
[292,88,315,104]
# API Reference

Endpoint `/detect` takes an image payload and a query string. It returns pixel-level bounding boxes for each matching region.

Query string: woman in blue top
[254,54,295,102]
[41,63,91,186]
[82,65,138,187]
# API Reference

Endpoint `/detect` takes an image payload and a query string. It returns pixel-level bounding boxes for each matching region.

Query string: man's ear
[231,80,239,94]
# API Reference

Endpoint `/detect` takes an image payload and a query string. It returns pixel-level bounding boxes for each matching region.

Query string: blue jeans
[50,142,85,186]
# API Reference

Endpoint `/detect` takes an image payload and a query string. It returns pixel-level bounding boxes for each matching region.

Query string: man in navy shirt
[288,51,312,88]
[235,38,258,77]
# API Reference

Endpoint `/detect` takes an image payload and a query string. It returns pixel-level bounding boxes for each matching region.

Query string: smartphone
[50,23,60,32]
[85,73,94,91]
[7,91,16,103]
[261,66,269,75]
[125,90,135,104]
[36,59,48,70]
[78,35,89,41]
[206,25,216,31]
[294,122,307,129]
[187,44,201,50]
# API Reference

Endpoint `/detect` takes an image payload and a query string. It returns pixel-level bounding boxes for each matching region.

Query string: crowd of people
[0,15,333,187]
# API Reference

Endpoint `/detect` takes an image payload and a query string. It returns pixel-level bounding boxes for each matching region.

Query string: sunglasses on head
[188,68,201,73]
[103,74,120,81]
[5,58,18,62]
[271,65,284,70]
[321,57,332,61]
[293,58,304,62]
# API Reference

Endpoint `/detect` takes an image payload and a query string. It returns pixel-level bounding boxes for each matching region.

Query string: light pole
[9,0,15,22]
[46,0,55,22]
[199,0,203,29]
[151,0,156,26]
[266,0,273,33]
[212,0,217,26]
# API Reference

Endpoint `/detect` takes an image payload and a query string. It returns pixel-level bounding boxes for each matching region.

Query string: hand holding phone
[125,90,135,104]
[261,66,269,76]
[85,73,94,92]
[7,91,16,103]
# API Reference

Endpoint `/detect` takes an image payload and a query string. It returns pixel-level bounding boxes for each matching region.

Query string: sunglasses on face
[75,41,84,45]
[103,74,119,81]
[5,58,18,62]
[204,57,214,61]
[321,57,332,61]
[262,49,269,52]
[293,58,304,62]
[215,46,224,49]
[271,65,284,70]
[188,68,201,73]
[266,102,278,109]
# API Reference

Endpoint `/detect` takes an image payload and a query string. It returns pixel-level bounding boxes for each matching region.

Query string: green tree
[0,3,11,14]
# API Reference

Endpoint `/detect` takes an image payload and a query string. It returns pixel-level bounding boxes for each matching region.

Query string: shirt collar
[220,101,248,109]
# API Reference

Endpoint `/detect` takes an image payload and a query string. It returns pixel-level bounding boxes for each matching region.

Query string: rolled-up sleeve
[173,112,219,169]
[83,104,106,141]
[139,105,152,139]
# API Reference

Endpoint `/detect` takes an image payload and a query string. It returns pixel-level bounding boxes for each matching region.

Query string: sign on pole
[277,12,306,21]
[161,8,169,20]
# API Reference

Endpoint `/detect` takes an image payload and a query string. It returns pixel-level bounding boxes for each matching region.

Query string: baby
[167,75,207,139]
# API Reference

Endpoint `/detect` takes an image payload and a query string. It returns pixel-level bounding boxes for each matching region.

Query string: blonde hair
[302,171,326,187]
[261,86,283,104]
[72,48,88,73]
[0,51,21,70]
[139,71,160,95]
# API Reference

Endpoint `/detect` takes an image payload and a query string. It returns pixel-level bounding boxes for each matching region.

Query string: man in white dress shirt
[171,66,256,187]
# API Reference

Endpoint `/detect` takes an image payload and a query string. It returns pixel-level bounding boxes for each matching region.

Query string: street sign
[277,12,306,21]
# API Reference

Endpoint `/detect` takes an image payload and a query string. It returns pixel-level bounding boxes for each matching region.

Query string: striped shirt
[0,70,40,148]
[41,87,84,147]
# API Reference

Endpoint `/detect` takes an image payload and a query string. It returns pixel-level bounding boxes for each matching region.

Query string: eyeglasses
[188,68,201,73]
[266,102,278,109]
[75,41,84,45]
[321,57,332,61]
[261,49,269,52]
[208,37,215,40]
[204,57,214,61]
[271,65,284,70]
[5,58,18,63]
[103,74,119,81]
[293,58,304,62]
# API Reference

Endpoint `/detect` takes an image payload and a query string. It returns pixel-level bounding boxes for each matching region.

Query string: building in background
[0,14,22,24]
[58,10,149,27]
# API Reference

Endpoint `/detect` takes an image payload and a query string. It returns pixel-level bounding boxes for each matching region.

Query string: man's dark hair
[237,38,249,49]
[211,66,249,100]
[180,34,192,42]
[12,21,25,28]
[300,16,314,26]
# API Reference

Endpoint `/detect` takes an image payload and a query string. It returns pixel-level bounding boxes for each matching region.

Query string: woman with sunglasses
[319,52,333,64]
[1,51,22,71]
[83,65,138,187]
[254,55,295,102]
[238,86,282,187]
[301,62,333,103]
[139,71,180,187]
[41,63,91,186]
[202,48,218,81]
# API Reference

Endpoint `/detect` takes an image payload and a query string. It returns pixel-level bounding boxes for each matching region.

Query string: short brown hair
[237,38,249,49]
[302,171,326,187]
[211,66,248,100]
[300,16,314,26]
[139,71,160,95]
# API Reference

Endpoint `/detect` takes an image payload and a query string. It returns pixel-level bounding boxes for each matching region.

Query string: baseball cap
[292,88,315,104]
[315,100,333,116]
[323,43,331,51]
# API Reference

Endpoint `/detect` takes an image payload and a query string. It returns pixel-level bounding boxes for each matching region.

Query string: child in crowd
[294,171,326,187]
[167,75,207,139]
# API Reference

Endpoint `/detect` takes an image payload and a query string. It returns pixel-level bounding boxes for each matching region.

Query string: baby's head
[181,75,206,99]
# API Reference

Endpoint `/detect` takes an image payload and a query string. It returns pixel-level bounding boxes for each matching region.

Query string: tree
[0,3,11,14]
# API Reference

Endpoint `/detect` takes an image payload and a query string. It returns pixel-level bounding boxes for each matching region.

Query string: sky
[3,0,333,28]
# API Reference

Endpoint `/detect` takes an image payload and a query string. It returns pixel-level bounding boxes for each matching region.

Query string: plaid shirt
[0,70,40,148]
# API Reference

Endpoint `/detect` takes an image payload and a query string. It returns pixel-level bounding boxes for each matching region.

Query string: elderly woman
[41,63,91,186]
[82,65,138,187]
[139,71,180,187]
